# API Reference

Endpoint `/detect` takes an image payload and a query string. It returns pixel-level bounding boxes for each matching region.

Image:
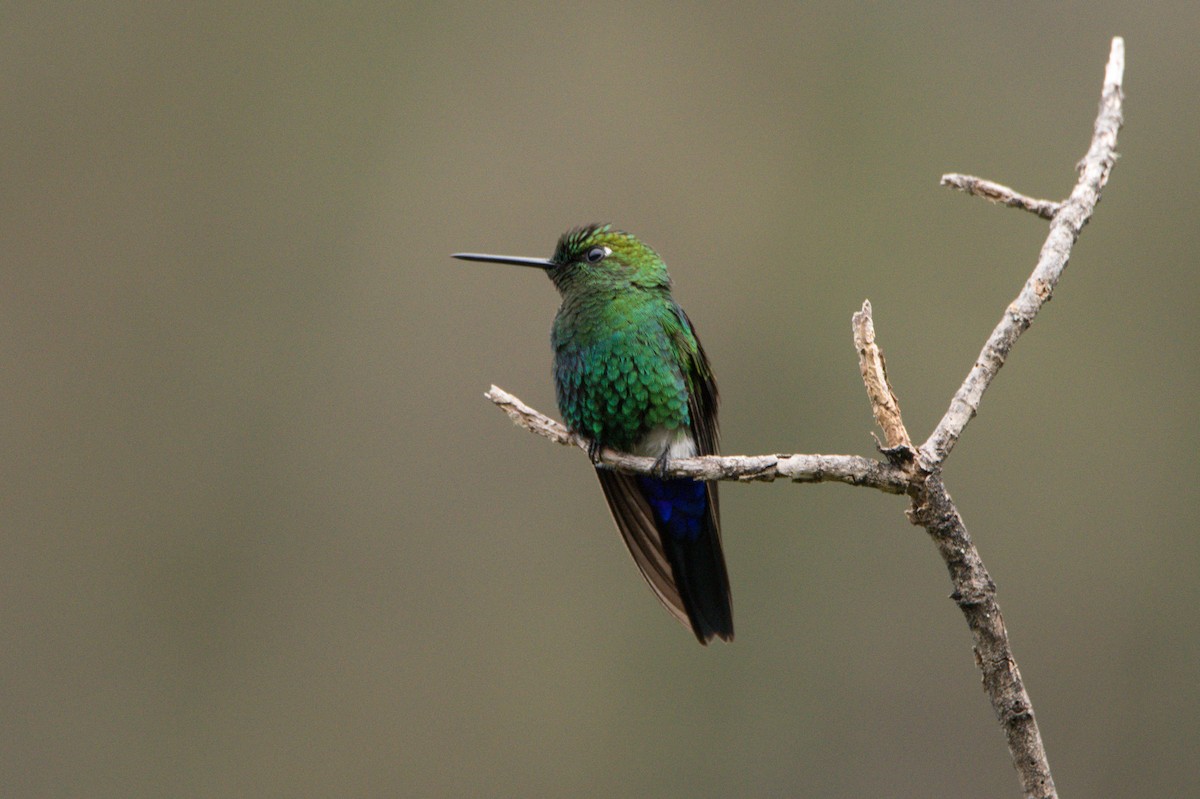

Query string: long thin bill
[451,253,554,268]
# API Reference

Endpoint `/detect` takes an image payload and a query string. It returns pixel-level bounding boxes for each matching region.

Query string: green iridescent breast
[552,295,691,452]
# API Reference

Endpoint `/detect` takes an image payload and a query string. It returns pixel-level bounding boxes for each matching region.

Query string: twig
[485,386,912,494]
[852,300,915,456]
[921,36,1125,469]
[480,36,1125,799]
[939,174,1062,220]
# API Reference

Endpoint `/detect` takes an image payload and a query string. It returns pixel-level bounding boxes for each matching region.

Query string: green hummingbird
[454,224,733,644]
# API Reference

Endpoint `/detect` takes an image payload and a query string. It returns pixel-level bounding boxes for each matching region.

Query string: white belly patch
[631,425,697,459]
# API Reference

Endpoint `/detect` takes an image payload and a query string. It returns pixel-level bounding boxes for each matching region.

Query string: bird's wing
[595,468,691,630]
[669,303,719,458]
[665,303,732,642]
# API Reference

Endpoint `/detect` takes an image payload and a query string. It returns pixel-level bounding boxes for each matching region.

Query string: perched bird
[454,224,733,644]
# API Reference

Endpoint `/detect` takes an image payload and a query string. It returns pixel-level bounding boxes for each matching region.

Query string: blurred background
[4,3,1197,797]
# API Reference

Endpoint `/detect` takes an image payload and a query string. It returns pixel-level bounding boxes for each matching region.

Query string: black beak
[452,252,554,269]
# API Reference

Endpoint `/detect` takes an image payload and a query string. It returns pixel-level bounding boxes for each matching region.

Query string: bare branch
[905,39,1125,799]
[486,386,911,494]
[480,36,1127,799]
[939,173,1062,220]
[910,475,1057,799]
[921,36,1125,468]
[852,300,915,455]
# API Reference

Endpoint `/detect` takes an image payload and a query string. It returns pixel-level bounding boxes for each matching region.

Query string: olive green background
[4,4,1197,797]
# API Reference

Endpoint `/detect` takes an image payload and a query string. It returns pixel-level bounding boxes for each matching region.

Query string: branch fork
[481,37,1124,799]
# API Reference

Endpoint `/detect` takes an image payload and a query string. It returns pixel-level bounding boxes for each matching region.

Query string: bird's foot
[587,438,603,465]
[651,451,672,480]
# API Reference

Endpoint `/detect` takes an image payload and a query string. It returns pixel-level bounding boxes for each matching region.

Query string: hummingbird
[454,224,733,644]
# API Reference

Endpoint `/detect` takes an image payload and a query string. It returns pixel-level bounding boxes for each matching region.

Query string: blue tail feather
[636,476,707,540]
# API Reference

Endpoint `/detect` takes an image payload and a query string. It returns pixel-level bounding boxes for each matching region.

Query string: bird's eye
[585,246,609,263]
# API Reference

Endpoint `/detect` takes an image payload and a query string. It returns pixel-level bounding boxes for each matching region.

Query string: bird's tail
[596,469,733,644]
